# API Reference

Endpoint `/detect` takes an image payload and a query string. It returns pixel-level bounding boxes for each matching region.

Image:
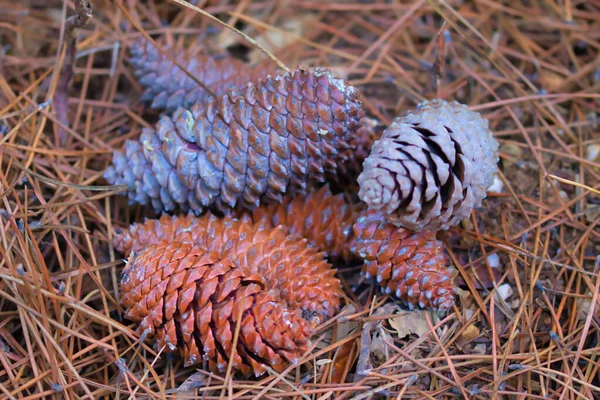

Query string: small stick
[432,21,448,99]
[545,173,600,196]
[54,0,92,147]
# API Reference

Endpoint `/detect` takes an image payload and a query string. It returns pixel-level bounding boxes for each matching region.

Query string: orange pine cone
[351,210,456,310]
[120,241,312,376]
[115,213,343,318]
[250,186,359,261]
[249,186,457,310]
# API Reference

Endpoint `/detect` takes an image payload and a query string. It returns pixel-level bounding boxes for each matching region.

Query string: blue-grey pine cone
[105,68,364,213]
[358,99,499,231]
[129,39,276,111]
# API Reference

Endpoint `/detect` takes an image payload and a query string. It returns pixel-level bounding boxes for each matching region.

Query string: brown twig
[432,21,448,98]
[54,0,92,147]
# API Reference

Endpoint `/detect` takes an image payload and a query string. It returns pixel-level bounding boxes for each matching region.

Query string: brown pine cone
[248,186,457,310]
[358,99,499,231]
[120,241,312,376]
[129,39,275,111]
[351,210,456,310]
[104,68,364,213]
[115,213,343,318]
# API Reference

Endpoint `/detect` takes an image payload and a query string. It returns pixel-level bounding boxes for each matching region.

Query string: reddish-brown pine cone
[104,68,364,213]
[248,186,457,310]
[129,39,276,111]
[351,210,456,310]
[115,213,343,318]
[120,241,313,376]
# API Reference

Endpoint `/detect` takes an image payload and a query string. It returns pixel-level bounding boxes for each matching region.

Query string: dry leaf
[460,219,476,246]
[578,293,600,320]
[457,324,480,347]
[389,310,433,338]
[458,288,474,309]
[355,304,398,381]
[584,204,600,224]
[247,15,314,64]
[539,70,573,92]
[471,343,487,354]
[217,13,315,64]
[330,305,359,383]
[175,372,205,398]
[335,304,359,341]
[456,261,503,290]
[371,328,392,362]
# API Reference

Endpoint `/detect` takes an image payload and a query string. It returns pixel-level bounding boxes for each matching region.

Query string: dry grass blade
[546,173,600,196]
[169,0,289,72]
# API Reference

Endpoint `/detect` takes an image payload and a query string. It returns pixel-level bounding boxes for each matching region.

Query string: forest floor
[1,0,600,398]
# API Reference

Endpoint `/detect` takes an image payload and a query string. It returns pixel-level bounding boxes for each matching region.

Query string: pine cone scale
[241,186,458,310]
[352,209,456,309]
[116,213,344,318]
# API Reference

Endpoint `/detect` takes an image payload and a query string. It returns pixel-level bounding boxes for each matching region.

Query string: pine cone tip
[312,67,357,97]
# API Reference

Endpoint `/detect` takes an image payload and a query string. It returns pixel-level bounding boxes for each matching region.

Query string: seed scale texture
[116,212,343,318]
[358,99,499,231]
[120,242,313,376]
[104,68,364,213]
[325,117,382,193]
[116,189,456,375]
[250,186,457,310]
[129,39,275,111]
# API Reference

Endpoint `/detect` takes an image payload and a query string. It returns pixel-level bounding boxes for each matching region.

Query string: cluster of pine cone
[106,39,499,376]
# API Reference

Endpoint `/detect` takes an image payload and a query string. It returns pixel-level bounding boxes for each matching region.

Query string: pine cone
[250,185,359,261]
[248,186,457,310]
[327,117,382,193]
[352,210,456,310]
[129,39,275,111]
[358,99,499,231]
[115,213,343,318]
[120,241,313,376]
[104,68,364,213]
